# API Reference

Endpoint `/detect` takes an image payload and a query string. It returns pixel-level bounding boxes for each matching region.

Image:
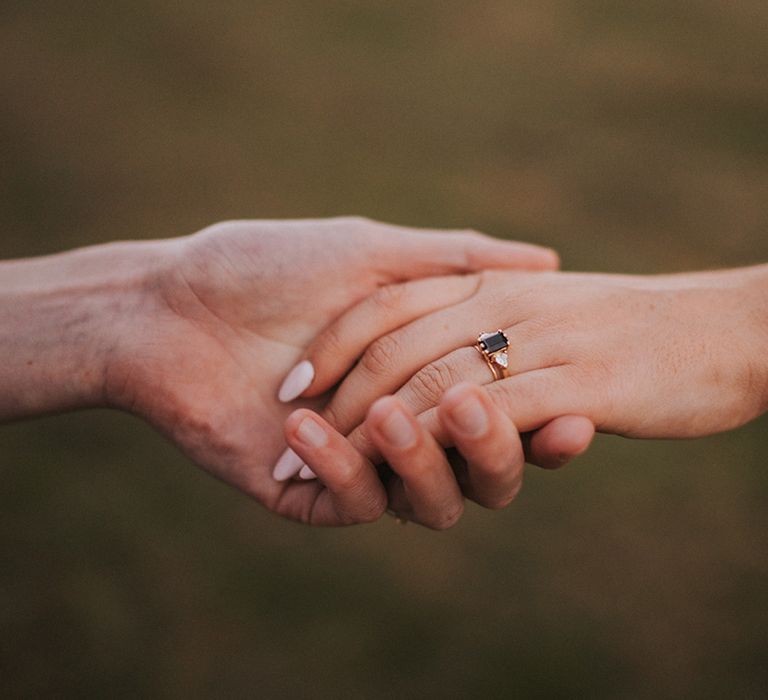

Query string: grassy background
[1,1,767,697]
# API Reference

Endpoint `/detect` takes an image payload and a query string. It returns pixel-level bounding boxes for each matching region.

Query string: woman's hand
[96,217,567,525]
[282,265,768,477]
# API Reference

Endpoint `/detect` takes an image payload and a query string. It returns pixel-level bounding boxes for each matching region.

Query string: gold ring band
[475,329,510,381]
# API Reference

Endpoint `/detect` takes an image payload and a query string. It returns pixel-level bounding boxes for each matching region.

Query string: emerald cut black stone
[479,330,508,354]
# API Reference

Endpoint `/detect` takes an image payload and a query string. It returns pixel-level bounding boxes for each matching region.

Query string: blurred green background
[2,1,767,698]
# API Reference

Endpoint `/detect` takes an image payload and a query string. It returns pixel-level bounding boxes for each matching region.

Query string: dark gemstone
[479,330,508,354]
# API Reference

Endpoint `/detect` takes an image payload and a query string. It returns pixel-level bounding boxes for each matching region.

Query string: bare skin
[281,265,768,527]
[0,217,588,526]
[282,383,592,530]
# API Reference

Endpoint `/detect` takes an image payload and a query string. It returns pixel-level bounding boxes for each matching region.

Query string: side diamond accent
[494,352,509,368]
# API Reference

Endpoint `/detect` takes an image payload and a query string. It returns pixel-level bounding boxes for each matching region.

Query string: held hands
[278,266,768,527]
[105,217,572,525]
[281,385,594,529]
[19,217,763,529]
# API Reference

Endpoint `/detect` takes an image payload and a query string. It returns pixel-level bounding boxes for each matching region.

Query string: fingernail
[379,407,417,449]
[449,396,489,437]
[272,447,304,481]
[299,465,318,480]
[296,416,328,448]
[278,360,315,402]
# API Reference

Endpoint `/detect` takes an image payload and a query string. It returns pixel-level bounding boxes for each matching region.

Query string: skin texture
[285,265,768,522]
[283,384,593,529]
[0,217,587,527]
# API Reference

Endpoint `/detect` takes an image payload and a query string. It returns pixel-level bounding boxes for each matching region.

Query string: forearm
[0,241,168,422]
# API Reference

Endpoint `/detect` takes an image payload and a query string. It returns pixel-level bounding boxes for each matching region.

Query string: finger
[284,274,481,401]
[413,365,589,448]
[343,412,594,474]
[522,415,595,469]
[380,321,564,426]
[317,300,555,437]
[438,383,524,510]
[365,396,465,530]
[392,347,494,418]
[485,367,591,433]
[283,409,387,525]
[379,225,560,279]
[394,348,595,471]
[318,305,492,433]
[277,225,559,404]
[342,366,589,469]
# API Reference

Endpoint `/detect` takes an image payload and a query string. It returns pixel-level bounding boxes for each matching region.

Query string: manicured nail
[299,465,318,480]
[380,407,417,449]
[272,447,304,481]
[278,360,315,402]
[449,395,489,437]
[296,416,328,448]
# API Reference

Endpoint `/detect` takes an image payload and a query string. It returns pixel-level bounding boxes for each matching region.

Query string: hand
[282,383,594,529]
[285,265,768,472]
[101,217,565,524]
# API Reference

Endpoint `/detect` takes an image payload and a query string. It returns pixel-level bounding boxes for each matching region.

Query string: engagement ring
[475,329,510,381]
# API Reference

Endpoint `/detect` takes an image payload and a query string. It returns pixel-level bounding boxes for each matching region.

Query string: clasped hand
[102,218,767,529]
[274,265,768,527]
[103,217,582,528]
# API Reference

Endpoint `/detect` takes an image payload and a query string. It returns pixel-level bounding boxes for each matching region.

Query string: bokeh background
[2,1,768,697]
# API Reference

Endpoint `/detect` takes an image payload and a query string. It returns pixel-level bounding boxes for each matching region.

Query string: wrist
[0,239,174,421]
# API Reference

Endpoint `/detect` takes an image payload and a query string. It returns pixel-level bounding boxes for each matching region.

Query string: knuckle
[372,283,407,313]
[314,324,346,363]
[348,427,378,464]
[320,402,344,431]
[197,220,236,237]
[455,229,488,267]
[410,360,462,404]
[361,334,401,377]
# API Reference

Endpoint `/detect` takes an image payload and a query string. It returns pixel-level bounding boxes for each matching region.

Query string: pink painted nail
[299,465,318,480]
[278,360,315,403]
[272,447,304,481]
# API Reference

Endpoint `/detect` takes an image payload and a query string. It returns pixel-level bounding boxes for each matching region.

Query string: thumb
[373,224,559,280]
